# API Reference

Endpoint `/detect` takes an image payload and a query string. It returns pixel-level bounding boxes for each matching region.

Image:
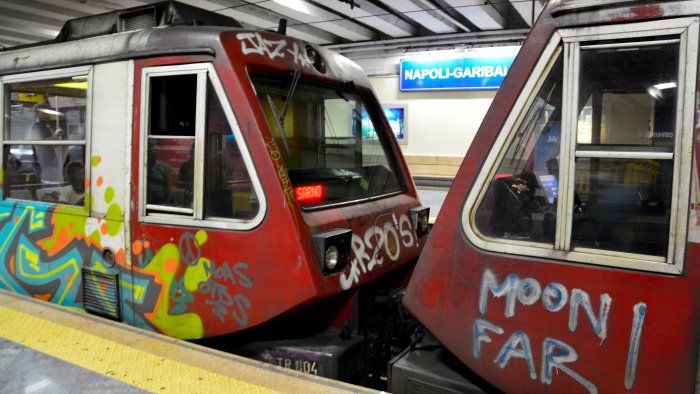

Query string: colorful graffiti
[0,153,125,312]
[474,269,647,393]
[0,153,256,341]
[131,230,254,339]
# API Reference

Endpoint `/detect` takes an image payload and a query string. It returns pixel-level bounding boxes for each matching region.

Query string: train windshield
[251,74,403,208]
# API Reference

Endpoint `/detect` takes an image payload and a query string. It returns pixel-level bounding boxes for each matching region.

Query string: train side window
[145,74,196,211]
[1,70,90,206]
[468,18,697,273]
[140,64,263,228]
[570,40,678,257]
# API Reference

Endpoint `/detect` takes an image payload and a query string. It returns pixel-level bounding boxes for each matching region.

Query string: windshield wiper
[267,69,301,154]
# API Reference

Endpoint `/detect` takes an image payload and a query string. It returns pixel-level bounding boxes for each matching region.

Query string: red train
[2,1,699,393]
[0,0,427,385]
[402,1,700,393]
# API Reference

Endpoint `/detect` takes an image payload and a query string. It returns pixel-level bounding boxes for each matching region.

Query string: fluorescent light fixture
[53,81,88,89]
[37,108,63,116]
[654,82,676,90]
[273,0,313,15]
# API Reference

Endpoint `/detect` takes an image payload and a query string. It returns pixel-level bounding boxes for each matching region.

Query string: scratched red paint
[404,2,700,393]
[631,5,664,19]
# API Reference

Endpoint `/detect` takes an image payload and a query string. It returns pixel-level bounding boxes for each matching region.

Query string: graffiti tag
[474,269,647,393]
[340,213,415,290]
[237,32,311,67]
[198,260,252,327]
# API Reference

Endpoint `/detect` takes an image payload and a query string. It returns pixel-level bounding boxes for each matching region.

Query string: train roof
[56,1,242,44]
[0,0,372,94]
[0,1,286,76]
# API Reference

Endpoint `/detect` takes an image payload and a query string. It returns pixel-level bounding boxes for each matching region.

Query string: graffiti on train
[0,194,125,310]
[340,212,416,290]
[237,32,312,67]
[474,269,647,393]
[132,230,254,338]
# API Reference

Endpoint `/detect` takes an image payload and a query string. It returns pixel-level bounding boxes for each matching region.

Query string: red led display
[294,184,325,203]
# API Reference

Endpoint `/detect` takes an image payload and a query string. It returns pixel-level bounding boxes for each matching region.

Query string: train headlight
[410,206,430,238]
[312,228,352,274]
[324,245,339,270]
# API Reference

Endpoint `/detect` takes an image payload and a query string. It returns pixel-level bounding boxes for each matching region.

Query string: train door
[405,16,700,393]
[0,62,130,321]
[129,59,266,338]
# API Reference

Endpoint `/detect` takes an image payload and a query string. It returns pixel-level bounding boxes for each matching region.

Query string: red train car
[403,1,700,393]
[0,1,428,382]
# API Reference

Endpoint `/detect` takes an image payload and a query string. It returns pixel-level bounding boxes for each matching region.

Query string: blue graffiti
[541,338,597,394]
[476,269,644,392]
[473,318,504,358]
[569,289,611,341]
[495,330,537,380]
[625,302,647,389]
[15,233,82,306]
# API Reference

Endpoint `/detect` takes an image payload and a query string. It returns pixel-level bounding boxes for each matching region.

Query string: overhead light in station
[273,0,314,15]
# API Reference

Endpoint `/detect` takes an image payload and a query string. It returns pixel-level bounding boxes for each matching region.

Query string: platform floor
[0,290,374,393]
[416,187,449,224]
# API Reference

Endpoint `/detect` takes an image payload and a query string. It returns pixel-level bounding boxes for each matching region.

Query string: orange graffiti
[100,222,109,236]
[34,293,52,301]
[40,219,103,257]
[164,257,177,274]
[97,176,104,187]
[9,256,14,276]
[132,240,143,255]
[42,227,74,257]
[115,248,126,264]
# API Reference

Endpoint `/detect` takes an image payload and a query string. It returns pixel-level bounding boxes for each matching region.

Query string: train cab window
[468,19,697,273]
[1,70,89,206]
[203,80,259,220]
[141,64,263,228]
[250,74,403,208]
[474,54,563,244]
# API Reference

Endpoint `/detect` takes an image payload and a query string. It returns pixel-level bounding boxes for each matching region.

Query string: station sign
[400,55,516,91]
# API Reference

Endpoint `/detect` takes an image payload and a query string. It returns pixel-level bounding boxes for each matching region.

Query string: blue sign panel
[400,56,516,91]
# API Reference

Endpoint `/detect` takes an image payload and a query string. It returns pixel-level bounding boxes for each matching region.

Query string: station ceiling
[0,0,543,54]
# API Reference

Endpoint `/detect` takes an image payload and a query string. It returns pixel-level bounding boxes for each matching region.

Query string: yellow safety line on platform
[0,306,280,393]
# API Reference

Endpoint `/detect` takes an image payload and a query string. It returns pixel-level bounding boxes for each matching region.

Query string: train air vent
[55,1,242,43]
[120,9,157,32]
[82,268,121,321]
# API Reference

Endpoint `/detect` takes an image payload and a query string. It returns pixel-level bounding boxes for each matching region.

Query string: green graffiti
[41,207,90,252]
[184,258,210,291]
[105,204,123,235]
[144,243,204,339]
[88,229,101,246]
[104,187,115,203]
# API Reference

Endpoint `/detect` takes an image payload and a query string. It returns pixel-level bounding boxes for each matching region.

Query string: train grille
[82,269,121,321]
[120,9,157,32]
